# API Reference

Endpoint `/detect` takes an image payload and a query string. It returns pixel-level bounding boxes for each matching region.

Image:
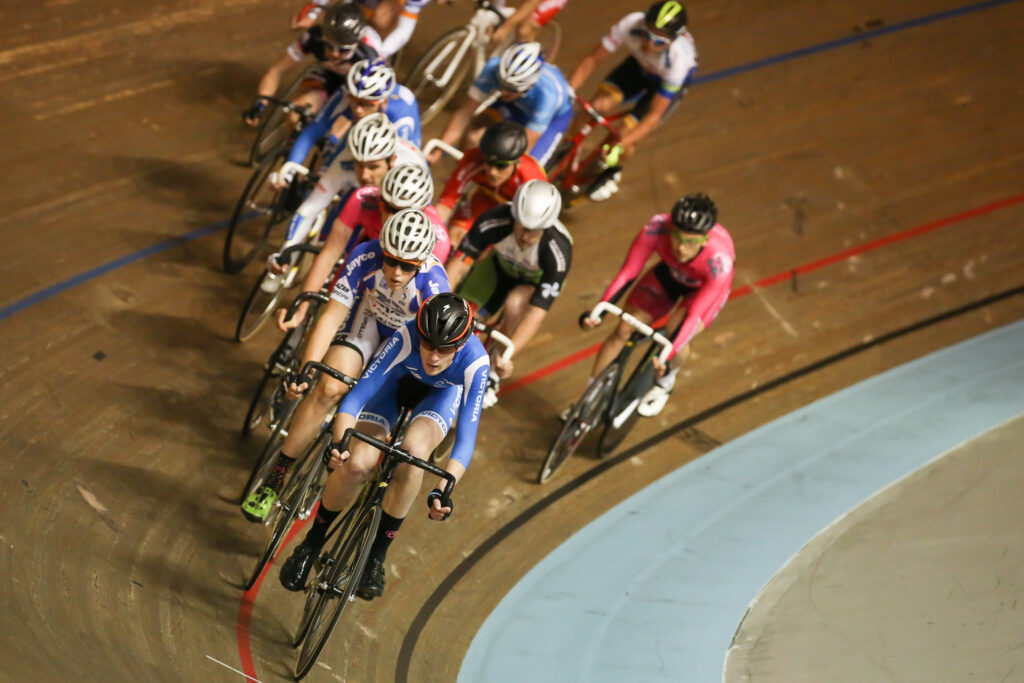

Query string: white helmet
[498,42,545,92]
[348,112,397,161]
[346,58,396,101]
[380,208,436,261]
[380,164,434,210]
[511,179,561,229]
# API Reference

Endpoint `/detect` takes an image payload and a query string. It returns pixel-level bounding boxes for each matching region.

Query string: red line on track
[234,193,1023,678]
[500,194,1024,396]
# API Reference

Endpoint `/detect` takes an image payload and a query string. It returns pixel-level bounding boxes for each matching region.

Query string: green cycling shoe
[241,486,279,523]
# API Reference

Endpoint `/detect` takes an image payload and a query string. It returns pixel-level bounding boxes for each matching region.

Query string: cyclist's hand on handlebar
[425,148,443,166]
[328,446,350,469]
[267,252,289,274]
[276,304,307,332]
[271,161,306,189]
[426,489,453,521]
[652,356,667,378]
[291,3,320,30]
[579,311,601,330]
[242,99,266,127]
[283,372,310,400]
[494,354,513,379]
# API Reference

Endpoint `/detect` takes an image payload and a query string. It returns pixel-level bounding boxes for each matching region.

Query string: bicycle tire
[405,26,475,126]
[223,146,288,274]
[234,269,288,343]
[537,363,618,484]
[243,430,331,591]
[240,392,302,503]
[294,501,380,679]
[239,322,305,438]
[596,354,657,457]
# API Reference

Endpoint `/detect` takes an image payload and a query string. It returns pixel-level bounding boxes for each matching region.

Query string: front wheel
[597,356,657,457]
[537,364,619,484]
[294,502,380,679]
[405,26,475,126]
[223,146,287,274]
[234,268,290,343]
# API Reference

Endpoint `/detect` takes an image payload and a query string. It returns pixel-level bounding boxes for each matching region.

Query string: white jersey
[602,12,697,97]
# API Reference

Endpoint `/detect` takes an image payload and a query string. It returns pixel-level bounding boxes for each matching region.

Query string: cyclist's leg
[528,105,572,168]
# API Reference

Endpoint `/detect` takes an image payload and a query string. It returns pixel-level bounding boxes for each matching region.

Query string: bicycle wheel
[294,501,380,679]
[597,355,657,457]
[239,325,303,438]
[223,146,287,274]
[249,106,291,168]
[537,363,619,484]
[405,26,475,126]
[240,392,302,503]
[234,268,289,343]
[243,430,330,591]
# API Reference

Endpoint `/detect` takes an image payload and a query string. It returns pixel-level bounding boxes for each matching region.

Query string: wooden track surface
[2,1,1022,681]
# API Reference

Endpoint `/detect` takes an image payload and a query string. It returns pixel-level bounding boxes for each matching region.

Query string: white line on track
[205,655,264,683]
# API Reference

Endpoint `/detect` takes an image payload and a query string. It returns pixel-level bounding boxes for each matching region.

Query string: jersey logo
[709,253,733,278]
[540,282,561,299]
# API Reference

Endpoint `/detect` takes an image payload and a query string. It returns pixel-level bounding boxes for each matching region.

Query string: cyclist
[268,111,427,285]
[580,193,732,416]
[445,179,571,406]
[241,210,448,522]
[278,293,490,599]
[490,0,570,47]
[429,42,572,167]
[242,4,381,126]
[277,162,450,332]
[435,120,547,249]
[566,0,697,201]
[294,0,446,58]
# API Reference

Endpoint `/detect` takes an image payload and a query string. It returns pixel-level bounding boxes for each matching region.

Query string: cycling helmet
[380,208,436,262]
[644,0,687,36]
[321,4,366,48]
[498,42,545,92]
[346,59,396,102]
[348,113,397,161]
[417,293,474,349]
[479,121,528,164]
[380,164,434,210]
[671,193,717,234]
[511,179,561,230]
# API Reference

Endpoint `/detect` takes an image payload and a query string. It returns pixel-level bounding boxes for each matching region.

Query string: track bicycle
[290,416,457,678]
[234,219,329,343]
[247,70,316,167]
[404,0,561,126]
[537,302,672,484]
[543,93,626,209]
[225,101,319,275]
[240,290,330,442]
[243,360,358,591]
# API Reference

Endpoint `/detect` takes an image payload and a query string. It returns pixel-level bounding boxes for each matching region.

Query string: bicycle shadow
[109,153,245,216]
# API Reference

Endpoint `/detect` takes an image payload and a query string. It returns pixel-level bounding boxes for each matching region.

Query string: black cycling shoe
[355,557,385,600]
[279,543,320,592]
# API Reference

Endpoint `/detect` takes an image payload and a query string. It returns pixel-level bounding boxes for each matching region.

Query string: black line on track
[396,284,1024,680]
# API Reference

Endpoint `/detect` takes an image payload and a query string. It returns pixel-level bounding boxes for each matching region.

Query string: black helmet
[417,294,474,349]
[644,1,687,36]
[671,193,717,234]
[479,121,528,164]
[322,3,365,48]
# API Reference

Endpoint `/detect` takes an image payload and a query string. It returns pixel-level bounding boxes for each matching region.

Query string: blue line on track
[0,0,1014,324]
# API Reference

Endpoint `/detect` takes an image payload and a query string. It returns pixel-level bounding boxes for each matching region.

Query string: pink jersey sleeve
[669,227,735,356]
[338,186,383,242]
[425,205,452,263]
[600,214,665,303]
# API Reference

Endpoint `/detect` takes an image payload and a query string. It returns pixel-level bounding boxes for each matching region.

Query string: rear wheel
[243,431,330,591]
[537,364,618,484]
[405,26,475,126]
[223,146,288,274]
[294,502,380,679]
[597,355,657,457]
[240,391,302,504]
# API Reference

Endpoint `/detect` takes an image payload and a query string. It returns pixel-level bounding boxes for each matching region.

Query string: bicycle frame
[547,95,625,195]
[419,1,507,89]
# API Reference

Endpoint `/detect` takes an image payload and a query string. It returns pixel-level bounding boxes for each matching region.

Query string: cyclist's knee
[315,376,349,406]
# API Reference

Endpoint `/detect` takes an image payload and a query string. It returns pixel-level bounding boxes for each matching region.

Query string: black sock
[265,452,296,492]
[302,504,341,550]
[368,512,404,563]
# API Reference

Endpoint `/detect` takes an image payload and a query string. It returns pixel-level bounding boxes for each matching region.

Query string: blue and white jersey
[468,59,573,134]
[330,240,449,331]
[288,84,422,165]
[339,321,490,468]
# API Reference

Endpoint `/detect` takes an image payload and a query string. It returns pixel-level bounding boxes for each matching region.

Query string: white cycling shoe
[637,375,675,418]
[588,167,622,202]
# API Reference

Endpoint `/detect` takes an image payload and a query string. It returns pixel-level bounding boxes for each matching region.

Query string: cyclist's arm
[301,296,352,366]
[449,353,490,468]
[619,93,671,149]
[379,8,420,58]
[569,44,610,91]
[257,52,301,99]
[491,0,546,44]
[437,95,481,152]
[444,205,493,286]
[444,251,473,289]
[288,112,330,164]
[436,156,473,215]
[600,224,656,302]
[668,254,733,357]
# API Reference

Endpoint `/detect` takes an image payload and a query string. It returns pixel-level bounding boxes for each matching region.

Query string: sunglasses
[483,157,515,169]
[419,340,460,354]
[644,28,672,47]
[382,253,422,272]
[322,40,356,55]
[671,231,708,246]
